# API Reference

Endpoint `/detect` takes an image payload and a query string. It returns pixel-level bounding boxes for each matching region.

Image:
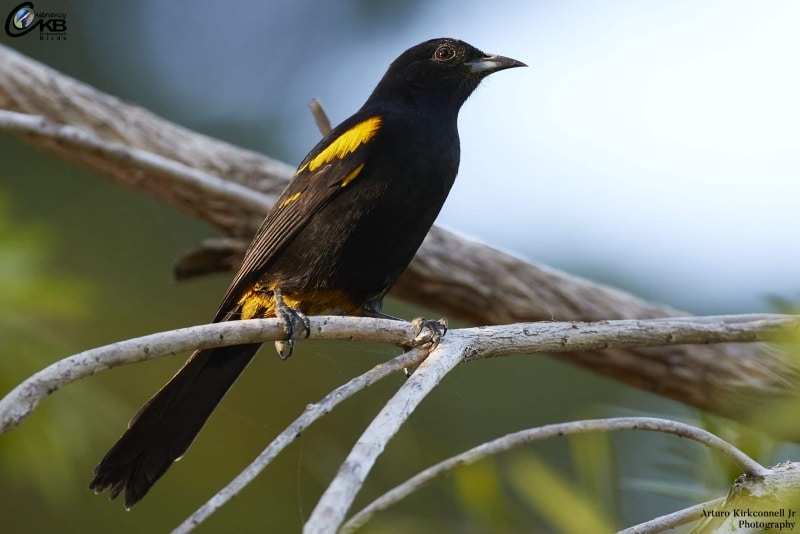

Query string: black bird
[89,37,525,508]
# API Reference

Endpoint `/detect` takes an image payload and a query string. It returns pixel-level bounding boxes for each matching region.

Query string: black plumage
[89,38,525,509]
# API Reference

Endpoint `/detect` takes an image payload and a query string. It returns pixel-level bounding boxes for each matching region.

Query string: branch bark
[0,316,442,434]
[1,43,797,428]
[5,314,794,436]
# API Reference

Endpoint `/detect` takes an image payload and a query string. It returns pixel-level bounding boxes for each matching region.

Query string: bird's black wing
[213,113,383,319]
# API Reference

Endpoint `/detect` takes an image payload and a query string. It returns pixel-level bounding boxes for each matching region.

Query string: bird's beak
[467,54,527,74]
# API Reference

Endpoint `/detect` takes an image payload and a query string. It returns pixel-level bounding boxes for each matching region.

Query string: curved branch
[341,418,767,534]
[0,316,420,433]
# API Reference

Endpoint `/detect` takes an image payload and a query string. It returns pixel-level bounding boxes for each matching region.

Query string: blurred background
[1,0,798,532]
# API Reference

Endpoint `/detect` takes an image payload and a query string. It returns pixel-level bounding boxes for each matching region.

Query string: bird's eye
[433,43,457,62]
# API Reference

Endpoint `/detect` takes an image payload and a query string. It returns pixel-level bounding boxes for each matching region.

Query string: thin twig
[340,418,768,533]
[309,98,332,136]
[172,346,430,534]
[618,496,726,534]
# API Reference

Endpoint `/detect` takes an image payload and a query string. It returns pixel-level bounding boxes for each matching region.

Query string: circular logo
[12,7,34,29]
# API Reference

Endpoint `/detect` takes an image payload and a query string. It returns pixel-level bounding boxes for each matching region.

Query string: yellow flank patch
[280,293,303,310]
[278,191,301,208]
[238,289,275,320]
[238,286,363,318]
[299,116,381,174]
[340,163,365,188]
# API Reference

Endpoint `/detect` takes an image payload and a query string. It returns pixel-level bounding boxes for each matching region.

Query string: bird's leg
[362,299,401,321]
[273,287,310,360]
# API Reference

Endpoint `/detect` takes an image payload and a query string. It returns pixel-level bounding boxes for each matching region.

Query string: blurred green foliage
[0,196,87,327]
[0,192,106,504]
[507,452,618,532]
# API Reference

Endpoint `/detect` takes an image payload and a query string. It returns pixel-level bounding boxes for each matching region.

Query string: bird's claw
[401,317,448,377]
[410,317,448,349]
[273,288,310,359]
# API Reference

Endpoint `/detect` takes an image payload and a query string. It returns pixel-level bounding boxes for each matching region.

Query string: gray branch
[3,314,795,437]
[0,303,795,532]
[0,316,421,434]
[4,312,783,531]
[342,418,767,534]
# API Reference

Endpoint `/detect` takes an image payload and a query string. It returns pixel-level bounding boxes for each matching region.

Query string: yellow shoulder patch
[340,163,365,188]
[278,191,302,208]
[298,116,381,174]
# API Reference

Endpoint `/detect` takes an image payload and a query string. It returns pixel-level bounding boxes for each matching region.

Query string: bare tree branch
[307,316,795,534]
[2,313,796,531]
[341,418,768,534]
[309,98,332,136]
[4,314,794,437]
[0,109,273,215]
[0,43,797,429]
[0,44,291,237]
[0,316,423,433]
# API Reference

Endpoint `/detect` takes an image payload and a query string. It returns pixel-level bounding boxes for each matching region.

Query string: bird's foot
[409,317,448,349]
[402,317,448,377]
[273,288,310,359]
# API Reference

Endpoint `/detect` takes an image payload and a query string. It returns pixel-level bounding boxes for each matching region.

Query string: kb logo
[5,2,67,38]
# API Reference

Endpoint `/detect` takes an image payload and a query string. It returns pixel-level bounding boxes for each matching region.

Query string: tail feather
[89,343,261,508]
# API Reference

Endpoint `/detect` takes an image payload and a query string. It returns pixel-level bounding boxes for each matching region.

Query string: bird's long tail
[88,342,261,509]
